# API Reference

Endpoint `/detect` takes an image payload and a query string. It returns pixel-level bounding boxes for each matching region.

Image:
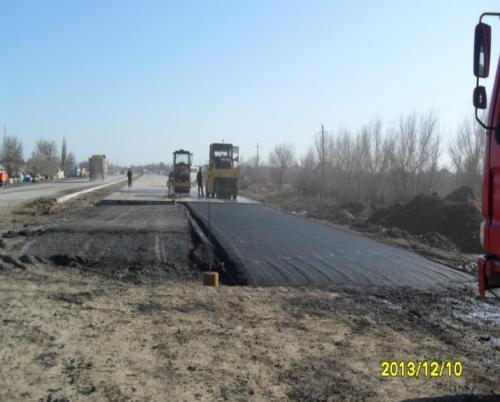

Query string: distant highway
[187,203,473,289]
[0,176,124,212]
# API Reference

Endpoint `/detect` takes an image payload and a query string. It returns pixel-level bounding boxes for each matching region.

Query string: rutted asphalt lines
[185,202,474,289]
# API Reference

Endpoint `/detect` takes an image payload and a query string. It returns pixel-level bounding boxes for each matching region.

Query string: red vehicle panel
[483,55,500,256]
[475,13,500,296]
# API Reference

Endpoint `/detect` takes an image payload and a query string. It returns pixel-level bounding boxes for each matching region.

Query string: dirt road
[1,265,499,402]
[0,175,498,401]
[187,203,474,289]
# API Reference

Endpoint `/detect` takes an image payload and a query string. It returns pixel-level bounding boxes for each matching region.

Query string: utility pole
[255,142,260,184]
[320,124,325,197]
[208,202,212,271]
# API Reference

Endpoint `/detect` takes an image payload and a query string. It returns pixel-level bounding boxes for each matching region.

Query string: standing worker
[127,169,132,188]
[197,167,204,198]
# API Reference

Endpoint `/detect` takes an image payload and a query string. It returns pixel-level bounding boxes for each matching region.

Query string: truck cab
[473,13,500,296]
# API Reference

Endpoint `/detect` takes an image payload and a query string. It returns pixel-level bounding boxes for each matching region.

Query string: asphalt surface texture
[187,203,474,289]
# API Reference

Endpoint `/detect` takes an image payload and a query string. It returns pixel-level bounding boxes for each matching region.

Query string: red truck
[473,13,500,296]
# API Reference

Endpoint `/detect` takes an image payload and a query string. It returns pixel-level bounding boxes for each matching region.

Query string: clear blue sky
[1,0,499,166]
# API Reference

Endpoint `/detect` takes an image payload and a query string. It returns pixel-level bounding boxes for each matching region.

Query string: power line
[285,82,474,146]
[320,124,325,197]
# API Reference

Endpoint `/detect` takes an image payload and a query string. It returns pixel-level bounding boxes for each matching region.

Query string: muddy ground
[1,260,499,401]
[1,189,499,401]
[19,204,198,282]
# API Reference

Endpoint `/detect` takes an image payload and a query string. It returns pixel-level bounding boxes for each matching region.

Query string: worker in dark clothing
[127,169,132,188]
[197,167,204,198]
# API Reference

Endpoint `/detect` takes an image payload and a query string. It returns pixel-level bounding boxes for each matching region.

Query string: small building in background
[89,155,107,181]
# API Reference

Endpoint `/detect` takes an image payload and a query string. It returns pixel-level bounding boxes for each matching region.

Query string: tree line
[0,136,77,178]
[244,112,485,203]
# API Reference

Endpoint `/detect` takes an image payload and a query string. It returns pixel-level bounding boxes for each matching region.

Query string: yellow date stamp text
[380,361,463,378]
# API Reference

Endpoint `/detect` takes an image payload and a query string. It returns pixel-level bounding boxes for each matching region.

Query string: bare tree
[64,152,76,176]
[0,135,24,176]
[449,119,485,194]
[34,139,58,160]
[29,139,59,176]
[393,113,418,198]
[269,142,295,190]
[61,138,67,172]
[367,120,395,202]
[296,148,320,196]
[415,111,440,194]
[391,112,440,198]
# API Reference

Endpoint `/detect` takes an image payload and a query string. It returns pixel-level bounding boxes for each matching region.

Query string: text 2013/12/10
[380,361,463,378]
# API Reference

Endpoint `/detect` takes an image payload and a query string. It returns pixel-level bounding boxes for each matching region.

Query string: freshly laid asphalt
[13,173,474,289]
[187,203,473,289]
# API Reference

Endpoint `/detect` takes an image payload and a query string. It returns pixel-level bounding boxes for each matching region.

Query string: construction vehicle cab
[206,143,239,199]
[170,149,192,194]
[473,13,500,296]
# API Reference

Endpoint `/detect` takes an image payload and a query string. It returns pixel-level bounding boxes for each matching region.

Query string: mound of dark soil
[368,203,403,224]
[416,232,457,251]
[369,187,482,253]
[444,185,477,204]
[337,201,366,216]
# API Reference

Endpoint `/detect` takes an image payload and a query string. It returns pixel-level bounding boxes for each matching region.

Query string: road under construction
[14,173,474,291]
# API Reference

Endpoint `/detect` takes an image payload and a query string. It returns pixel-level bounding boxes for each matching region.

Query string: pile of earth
[369,186,482,253]
[14,198,62,215]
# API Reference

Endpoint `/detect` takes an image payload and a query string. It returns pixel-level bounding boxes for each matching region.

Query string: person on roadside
[197,167,204,198]
[127,169,132,188]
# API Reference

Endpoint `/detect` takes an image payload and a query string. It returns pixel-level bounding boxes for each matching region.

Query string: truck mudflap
[477,255,500,297]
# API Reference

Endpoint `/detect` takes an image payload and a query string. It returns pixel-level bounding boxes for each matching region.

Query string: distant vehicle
[88,155,107,181]
[473,13,500,296]
[206,143,239,199]
[170,150,192,194]
[0,171,9,187]
[71,165,81,177]
[24,175,32,183]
